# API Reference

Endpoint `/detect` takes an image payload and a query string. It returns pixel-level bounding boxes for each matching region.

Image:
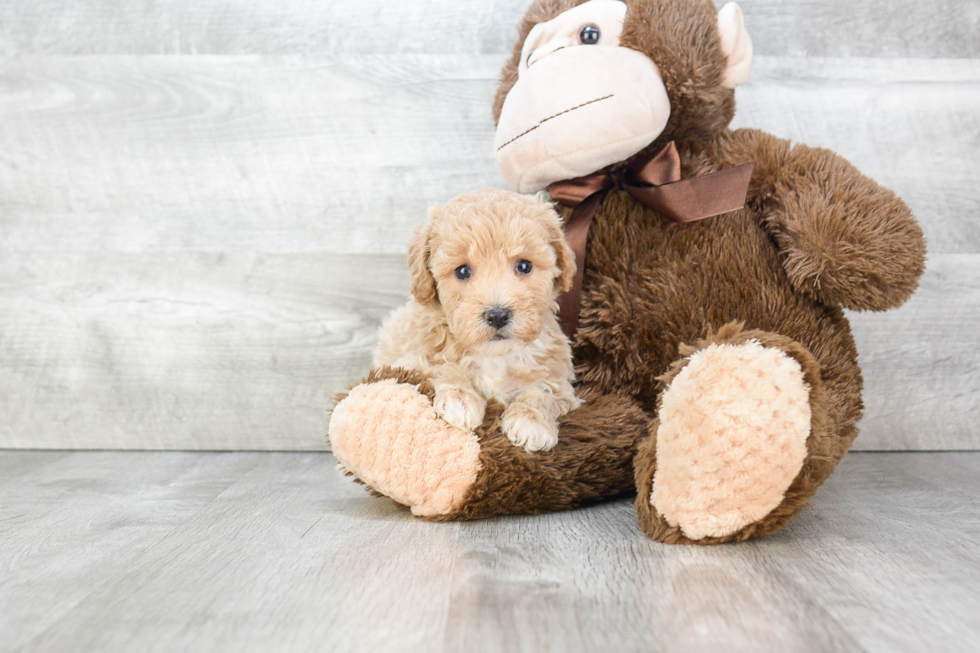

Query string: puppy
[374,189,581,452]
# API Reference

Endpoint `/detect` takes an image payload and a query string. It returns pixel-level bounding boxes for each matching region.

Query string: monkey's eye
[455,264,472,280]
[515,259,533,275]
[579,24,600,45]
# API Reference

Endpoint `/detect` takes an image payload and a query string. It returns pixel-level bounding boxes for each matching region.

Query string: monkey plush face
[494,0,754,193]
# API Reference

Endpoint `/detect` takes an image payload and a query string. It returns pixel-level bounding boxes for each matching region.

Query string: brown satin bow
[548,141,754,338]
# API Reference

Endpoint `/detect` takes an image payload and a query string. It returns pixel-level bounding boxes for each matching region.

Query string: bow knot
[547,141,754,338]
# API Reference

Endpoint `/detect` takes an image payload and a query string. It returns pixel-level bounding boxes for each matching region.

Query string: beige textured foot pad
[651,340,812,540]
[329,379,481,517]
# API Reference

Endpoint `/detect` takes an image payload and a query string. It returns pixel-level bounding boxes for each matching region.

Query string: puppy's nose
[485,307,511,330]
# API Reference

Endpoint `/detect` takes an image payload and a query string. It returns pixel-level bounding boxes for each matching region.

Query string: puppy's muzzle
[485,307,512,330]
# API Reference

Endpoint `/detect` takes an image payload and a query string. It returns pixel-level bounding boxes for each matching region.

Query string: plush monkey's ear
[407,215,438,305]
[718,3,753,89]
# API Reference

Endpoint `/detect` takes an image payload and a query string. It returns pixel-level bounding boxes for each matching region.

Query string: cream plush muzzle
[494,0,671,193]
[494,0,753,194]
[495,46,670,193]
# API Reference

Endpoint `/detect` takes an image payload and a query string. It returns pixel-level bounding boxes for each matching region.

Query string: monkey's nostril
[485,307,511,330]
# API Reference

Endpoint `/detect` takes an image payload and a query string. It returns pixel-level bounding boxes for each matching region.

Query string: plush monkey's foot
[330,367,651,521]
[635,324,833,544]
[329,368,481,517]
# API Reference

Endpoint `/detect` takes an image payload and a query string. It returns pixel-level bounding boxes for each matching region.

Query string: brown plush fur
[334,0,926,543]
[492,0,923,540]
[540,1,919,542]
[432,391,650,521]
[334,365,649,518]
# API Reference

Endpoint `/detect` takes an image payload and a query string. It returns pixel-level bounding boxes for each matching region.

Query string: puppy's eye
[579,25,600,45]
[515,259,533,275]
[455,264,472,280]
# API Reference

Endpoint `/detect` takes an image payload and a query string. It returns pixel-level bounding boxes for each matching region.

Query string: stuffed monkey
[329,0,925,544]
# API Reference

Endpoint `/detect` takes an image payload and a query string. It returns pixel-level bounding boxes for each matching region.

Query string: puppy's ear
[546,208,577,293]
[407,212,438,305]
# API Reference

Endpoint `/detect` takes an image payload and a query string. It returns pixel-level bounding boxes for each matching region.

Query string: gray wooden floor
[1,451,978,653]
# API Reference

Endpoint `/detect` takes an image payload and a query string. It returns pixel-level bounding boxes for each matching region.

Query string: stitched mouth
[496,94,615,152]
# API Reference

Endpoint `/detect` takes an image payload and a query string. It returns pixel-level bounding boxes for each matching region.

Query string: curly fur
[375,189,581,452]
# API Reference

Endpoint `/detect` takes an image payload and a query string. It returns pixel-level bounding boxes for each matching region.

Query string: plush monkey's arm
[718,129,926,311]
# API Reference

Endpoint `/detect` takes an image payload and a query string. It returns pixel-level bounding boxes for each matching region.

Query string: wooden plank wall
[1,0,977,450]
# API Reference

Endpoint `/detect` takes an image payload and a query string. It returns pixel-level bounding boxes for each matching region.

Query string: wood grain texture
[850,255,980,450]
[0,0,531,56]
[0,0,976,58]
[0,452,264,649]
[0,5,976,451]
[0,55,506,255]
[1,451,978,652]
[732,57,980,256]
[1,56,976,255]
[730,0,980,58]
[0,253,407,449]
[1,252,975,450]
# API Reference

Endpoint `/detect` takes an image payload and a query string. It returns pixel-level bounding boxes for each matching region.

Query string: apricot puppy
[374,189,580,452]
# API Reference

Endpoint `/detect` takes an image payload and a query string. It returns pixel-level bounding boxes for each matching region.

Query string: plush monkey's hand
[732,129,926,311]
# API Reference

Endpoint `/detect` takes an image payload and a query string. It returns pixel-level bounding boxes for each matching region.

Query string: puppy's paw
[434,388,485,432]
[502,405,559,453]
